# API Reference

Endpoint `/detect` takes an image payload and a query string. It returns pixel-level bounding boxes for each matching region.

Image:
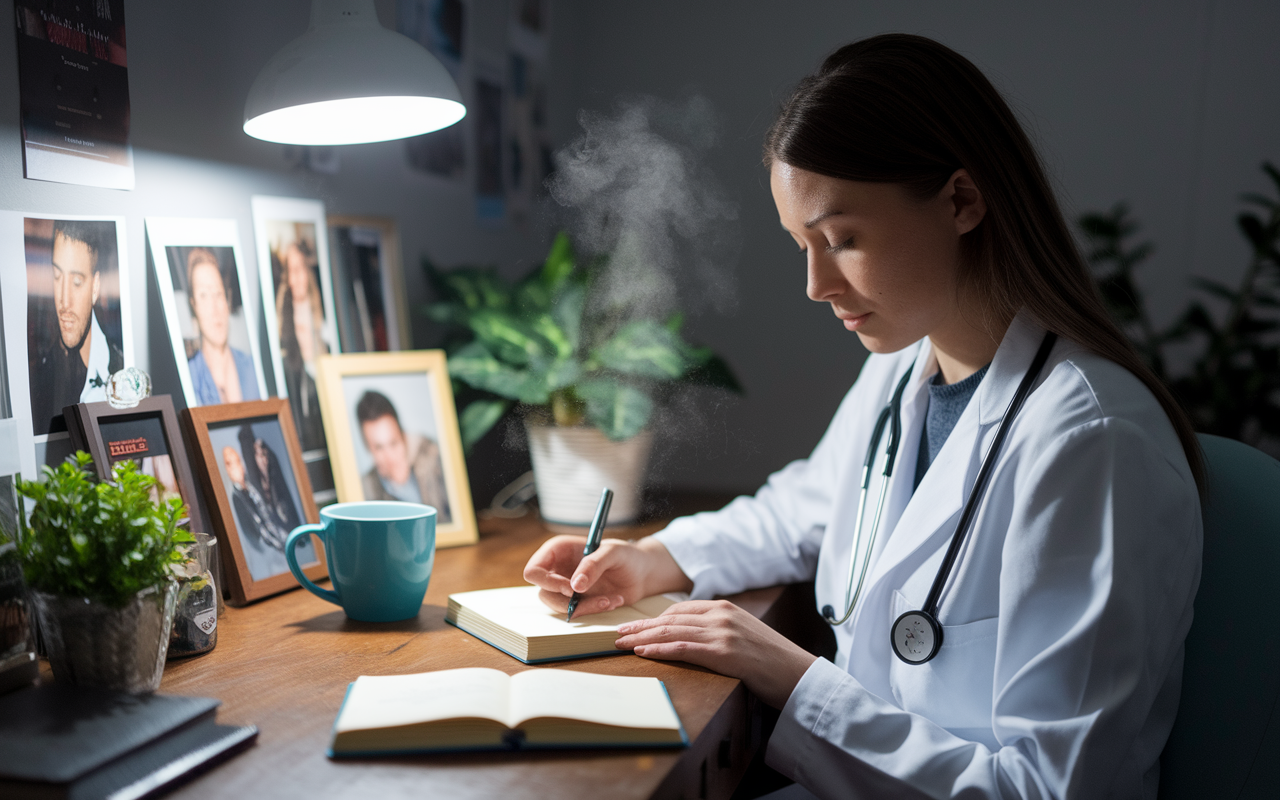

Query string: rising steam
[547,95,740,319]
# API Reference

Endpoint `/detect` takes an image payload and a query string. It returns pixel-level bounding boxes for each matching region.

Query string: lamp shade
[244,0,465,146]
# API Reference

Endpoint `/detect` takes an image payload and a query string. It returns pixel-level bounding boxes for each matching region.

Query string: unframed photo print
[251,196,340,458]
[24,216,130,440]
[146,217,268,409]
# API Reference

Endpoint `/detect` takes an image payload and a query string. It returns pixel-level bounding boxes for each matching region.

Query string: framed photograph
[184,399,326,605]
[327,216,411,353]
[314,351,477,548]
[145,218,268,409]
[64,395,211,537]
[251,196,340,460]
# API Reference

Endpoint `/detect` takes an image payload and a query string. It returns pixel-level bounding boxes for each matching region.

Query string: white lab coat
[653,313,1202,800]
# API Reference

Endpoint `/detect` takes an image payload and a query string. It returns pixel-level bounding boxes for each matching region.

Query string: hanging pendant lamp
[244,0,465,146]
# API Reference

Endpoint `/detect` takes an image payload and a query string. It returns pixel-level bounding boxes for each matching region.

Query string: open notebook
[329,667,687,756]
[445,585,682,663]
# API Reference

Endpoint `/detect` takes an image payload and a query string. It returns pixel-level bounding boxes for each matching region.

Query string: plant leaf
[467,311,552,367]
[540,231,576,291]
[458,399,510,452]
[592,320,692,380]
[447,342,551,404]
[577,378,653,440]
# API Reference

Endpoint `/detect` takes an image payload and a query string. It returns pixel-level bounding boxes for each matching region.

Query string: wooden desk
[150,514,827,800]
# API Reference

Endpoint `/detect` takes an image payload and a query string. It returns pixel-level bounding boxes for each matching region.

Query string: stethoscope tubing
[823,332,1058,657]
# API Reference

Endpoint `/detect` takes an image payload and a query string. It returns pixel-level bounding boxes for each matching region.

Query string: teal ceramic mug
[285,502,436,622]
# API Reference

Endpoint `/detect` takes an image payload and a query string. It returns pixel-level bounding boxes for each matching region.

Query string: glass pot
[168,533,219,658]
[30,582,177,694]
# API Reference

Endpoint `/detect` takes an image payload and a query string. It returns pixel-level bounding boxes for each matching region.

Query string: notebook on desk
[0,684,257,800]
[445,585,683,664]
[329,667,687,757]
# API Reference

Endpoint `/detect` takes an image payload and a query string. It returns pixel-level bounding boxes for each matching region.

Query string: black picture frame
[64,395,211,536]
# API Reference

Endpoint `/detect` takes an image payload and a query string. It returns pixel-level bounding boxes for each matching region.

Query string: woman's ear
[948,169,987,235]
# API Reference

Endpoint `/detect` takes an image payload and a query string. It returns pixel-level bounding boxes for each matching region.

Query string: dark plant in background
[423,232,742,451]
[1079,162,1280,443]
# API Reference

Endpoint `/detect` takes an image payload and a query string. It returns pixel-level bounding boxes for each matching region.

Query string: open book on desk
[446,585,683,664]
[329,667,687,756]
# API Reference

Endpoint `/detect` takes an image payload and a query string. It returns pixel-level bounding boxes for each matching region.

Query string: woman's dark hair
[764,33,1204,491]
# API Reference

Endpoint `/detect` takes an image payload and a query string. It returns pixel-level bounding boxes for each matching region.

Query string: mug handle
[285,524,339,605]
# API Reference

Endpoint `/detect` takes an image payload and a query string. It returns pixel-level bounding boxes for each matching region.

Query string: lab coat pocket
[889,590,999,731]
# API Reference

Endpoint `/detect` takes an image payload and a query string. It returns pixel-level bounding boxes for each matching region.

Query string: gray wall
[0,0,567,381]
[558,0,1280,493]
[2,1,1277,499]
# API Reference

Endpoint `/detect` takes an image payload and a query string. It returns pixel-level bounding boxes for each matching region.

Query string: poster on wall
[398,0,467,180]
[13,0,134,190]
[145,218,269,410]
[251,196,341,505]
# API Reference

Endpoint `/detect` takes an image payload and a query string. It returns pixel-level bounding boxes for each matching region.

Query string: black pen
[566,487,614,622]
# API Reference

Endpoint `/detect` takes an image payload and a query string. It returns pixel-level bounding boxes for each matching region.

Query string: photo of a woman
[145,217,267,412]
[252,198,340,463]
[275,235,329,452]
[185,247,261,405]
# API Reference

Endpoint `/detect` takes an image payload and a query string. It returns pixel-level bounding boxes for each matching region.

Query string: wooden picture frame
[64,395,211,537]
[314,350,478,548]
[326,215,411,353]
[183,398,327,605]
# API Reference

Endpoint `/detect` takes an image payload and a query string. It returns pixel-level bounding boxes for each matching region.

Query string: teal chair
[1158,434,1280,799]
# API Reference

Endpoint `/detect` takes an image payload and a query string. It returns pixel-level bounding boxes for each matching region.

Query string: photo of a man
[184,248,261,405]
[26,218,125,435]
[356,390,452,523]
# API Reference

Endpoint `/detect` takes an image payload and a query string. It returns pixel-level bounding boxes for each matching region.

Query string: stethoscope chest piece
[891,610,943,664]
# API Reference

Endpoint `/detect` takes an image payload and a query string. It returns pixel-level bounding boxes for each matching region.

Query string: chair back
[1158,434,1280,799]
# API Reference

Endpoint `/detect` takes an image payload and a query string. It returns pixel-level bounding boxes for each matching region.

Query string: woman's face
[285,244,310,301]
[190,261,230,348]
[769,163,984,355]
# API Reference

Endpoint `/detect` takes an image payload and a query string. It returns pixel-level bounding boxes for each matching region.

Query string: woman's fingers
[615,623,713,650]
[567,539,629,593]
[523,535,588,595]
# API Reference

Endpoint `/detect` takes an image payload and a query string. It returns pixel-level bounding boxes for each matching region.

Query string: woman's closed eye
[825,236,855,254]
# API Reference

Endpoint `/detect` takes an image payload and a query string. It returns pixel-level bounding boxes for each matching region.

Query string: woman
[186,248,260,405]
[276,238,330,451]
[524,35,1202,799]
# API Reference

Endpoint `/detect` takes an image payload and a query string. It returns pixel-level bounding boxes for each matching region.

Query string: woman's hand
[523,535,693,616]
[614,600,819,709]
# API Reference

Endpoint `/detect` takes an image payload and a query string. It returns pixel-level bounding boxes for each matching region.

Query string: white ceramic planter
[526,423,653,526]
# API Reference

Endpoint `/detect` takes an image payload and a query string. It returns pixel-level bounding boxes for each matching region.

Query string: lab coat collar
[859,310,1054,609]
[976,311,1051,426]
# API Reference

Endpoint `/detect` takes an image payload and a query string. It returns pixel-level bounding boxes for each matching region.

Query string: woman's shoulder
[1029,340,1189,478]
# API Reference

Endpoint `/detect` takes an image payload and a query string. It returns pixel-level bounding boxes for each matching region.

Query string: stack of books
[0,684,257,799]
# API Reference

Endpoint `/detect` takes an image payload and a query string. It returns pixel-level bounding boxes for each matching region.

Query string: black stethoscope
[821,331,1058,665]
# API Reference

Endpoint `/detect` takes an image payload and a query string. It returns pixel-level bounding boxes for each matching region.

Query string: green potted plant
[1078,162,1280,445]
[425,232,741,525]
[18,453,191,693]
